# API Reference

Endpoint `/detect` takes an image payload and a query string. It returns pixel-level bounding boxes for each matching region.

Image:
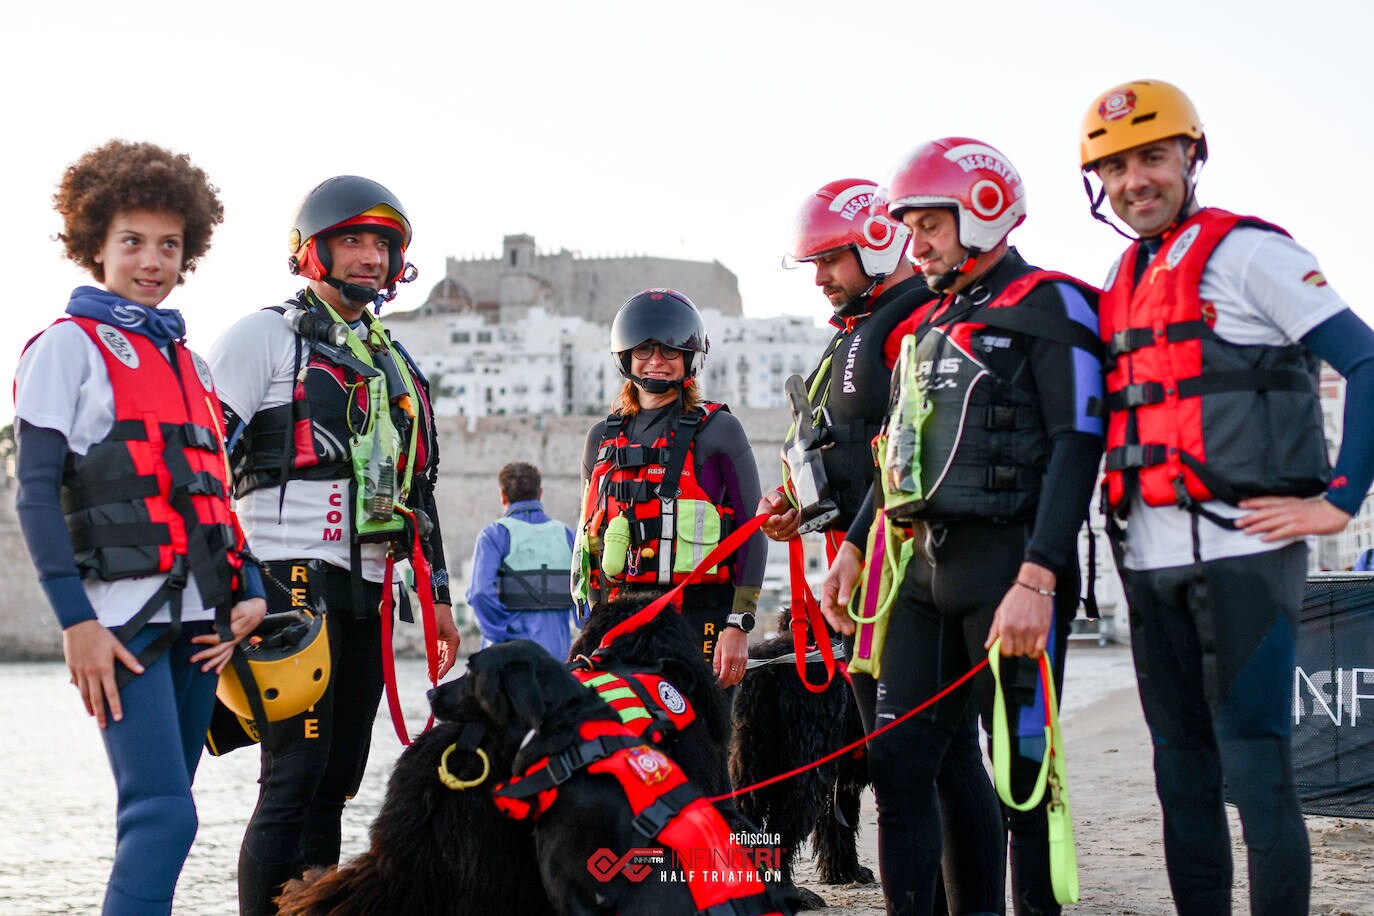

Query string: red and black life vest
[1099,208,1329,513]
[581,403,734,594]
[910,270,1103,522]
[492,718,780,915]
[56,317,242,609]
[232,298,435,502]
[806,277,937,529]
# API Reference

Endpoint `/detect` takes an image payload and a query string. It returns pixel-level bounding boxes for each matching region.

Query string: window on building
[510,250,517,267]
[478,331,492,344]
[452,331,470,343]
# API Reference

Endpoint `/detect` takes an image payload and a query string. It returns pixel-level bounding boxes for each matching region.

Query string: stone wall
[0,408,793,660]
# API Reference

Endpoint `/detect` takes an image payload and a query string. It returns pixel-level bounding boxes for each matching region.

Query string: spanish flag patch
[1303,270,1328,288]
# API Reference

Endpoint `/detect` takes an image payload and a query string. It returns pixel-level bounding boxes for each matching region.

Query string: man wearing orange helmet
[761,178,934,726]
[209,176,460,914]
[1081,80,1374,914]
[821,139,1106,915]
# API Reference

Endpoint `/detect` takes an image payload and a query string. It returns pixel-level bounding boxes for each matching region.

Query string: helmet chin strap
[322,276,386,310]
[929,250,980,293]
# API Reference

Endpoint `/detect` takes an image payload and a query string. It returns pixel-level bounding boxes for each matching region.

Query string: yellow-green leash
[988,638,1079,905]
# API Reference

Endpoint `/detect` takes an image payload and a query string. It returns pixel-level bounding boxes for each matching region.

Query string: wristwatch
[725,611,756,634]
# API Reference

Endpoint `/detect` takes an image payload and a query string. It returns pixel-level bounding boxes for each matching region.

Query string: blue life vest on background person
[495,517,575,610]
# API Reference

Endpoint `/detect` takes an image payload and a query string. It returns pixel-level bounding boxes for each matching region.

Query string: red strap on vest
[379,508,441,746]
[595,513,769,651]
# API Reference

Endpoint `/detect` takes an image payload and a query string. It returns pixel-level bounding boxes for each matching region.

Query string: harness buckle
[167,554,190,590]
[631,798,677,838]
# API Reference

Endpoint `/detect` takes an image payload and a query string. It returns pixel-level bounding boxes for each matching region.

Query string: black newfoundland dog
[432,639,796,916]
[730,613,875,908]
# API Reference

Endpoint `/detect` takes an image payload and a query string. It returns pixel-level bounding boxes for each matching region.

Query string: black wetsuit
[848,250,1105,915]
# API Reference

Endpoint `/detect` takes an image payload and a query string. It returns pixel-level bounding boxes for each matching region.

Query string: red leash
[787,536,837,693]
[595,513,770,651]
[379,507,441,746]
[706,657,990,803]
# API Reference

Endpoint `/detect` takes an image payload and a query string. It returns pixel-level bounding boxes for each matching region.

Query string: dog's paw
[816,862,876,886]
[792,885,828,911]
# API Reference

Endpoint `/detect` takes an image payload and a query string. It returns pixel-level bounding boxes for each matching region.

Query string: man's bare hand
[819,542,864,635]
[758,489,801,542]
[1236,495,1351,541]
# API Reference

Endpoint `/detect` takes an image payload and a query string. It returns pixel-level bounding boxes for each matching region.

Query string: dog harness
[492,719,781,915]
[570,664,696,743]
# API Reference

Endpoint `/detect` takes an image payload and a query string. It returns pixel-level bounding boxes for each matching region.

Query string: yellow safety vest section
[320,300,421,540]
[878,334,933,517]
[672,499,722,575]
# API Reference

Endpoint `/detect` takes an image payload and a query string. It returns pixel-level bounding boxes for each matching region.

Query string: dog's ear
[503,658,547,728]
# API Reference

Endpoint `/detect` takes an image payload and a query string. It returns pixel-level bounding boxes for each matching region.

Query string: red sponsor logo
[587,846,662,883]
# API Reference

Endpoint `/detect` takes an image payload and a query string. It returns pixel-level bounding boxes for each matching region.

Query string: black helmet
[287,176,416,303]
[610,289,710,389]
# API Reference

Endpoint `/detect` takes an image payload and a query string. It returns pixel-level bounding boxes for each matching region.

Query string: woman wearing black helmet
[576,289,765,687]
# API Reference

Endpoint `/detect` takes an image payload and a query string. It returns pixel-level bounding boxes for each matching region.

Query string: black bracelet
[1015,579,1055,598]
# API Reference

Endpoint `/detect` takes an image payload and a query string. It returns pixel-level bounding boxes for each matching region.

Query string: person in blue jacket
[467,461,576,659]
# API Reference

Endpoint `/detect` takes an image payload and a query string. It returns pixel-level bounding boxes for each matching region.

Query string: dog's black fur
[570,592,734,796]
[275,718,554,916]
[731,612,874,906]
[275,595,735,915]
[433,640,795,915]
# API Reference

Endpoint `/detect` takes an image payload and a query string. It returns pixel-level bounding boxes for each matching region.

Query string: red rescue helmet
[878,137,1026,253]
[783,178,910,280]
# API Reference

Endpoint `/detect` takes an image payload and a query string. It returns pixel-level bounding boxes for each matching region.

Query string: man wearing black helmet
[575,289,765,688]
[209,176,460,914]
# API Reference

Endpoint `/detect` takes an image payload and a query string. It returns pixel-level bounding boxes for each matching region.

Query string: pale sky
[4,0,1372,424]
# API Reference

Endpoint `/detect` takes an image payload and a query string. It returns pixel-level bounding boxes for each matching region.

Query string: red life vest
[1099,209,1329,512]
[580,404,734,595]
[53,318,242,607]
[903,270,1103,522]
[492,719,779,914]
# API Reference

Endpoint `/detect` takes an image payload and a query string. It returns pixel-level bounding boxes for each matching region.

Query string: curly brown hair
[53,139,224,284]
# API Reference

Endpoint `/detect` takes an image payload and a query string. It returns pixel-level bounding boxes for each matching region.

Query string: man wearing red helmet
[821,139,1106,915]
[760,178,935,730]
[209,176,460,914]
[1081,80,1374,915]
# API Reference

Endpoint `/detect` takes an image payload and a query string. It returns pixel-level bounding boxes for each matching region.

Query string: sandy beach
[3,644,1370,914]
[788,644,1374,915]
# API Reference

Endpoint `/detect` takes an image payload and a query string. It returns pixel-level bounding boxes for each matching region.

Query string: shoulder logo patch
[1166,224,1201,269]
[95,324,139,369]
[192,353,214,392]
[656,680,687,715]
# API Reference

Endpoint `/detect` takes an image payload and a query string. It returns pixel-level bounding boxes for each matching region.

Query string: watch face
[729,612,755,633]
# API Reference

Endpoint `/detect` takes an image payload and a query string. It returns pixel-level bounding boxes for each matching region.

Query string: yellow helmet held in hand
[216,610,331,722]
[1080,79,1206,170]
